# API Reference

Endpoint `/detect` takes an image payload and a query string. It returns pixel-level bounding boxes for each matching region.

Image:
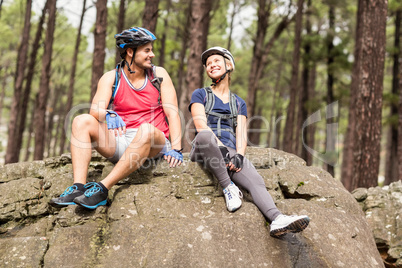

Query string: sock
[98,182,109,194]
[73,183,85,192]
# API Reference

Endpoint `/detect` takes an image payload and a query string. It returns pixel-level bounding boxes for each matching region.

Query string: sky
[31,0,96,35]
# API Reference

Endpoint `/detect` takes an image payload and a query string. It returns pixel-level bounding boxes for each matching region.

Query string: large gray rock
[353,181,402,267]
[0,148,385,267]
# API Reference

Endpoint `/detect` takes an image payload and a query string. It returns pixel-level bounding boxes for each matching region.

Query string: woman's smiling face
[205,54,227,78]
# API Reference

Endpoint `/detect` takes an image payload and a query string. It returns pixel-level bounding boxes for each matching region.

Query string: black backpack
[203,87,239,138]
[108,62,163,109]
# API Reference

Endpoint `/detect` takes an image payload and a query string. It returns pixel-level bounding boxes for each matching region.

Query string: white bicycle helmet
[201,46,235,70]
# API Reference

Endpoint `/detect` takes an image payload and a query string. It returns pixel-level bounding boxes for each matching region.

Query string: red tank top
[112,69,169,138]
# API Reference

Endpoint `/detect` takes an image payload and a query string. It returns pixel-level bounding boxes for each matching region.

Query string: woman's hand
[228,153,244,172]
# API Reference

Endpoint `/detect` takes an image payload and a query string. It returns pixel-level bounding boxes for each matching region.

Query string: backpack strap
[108,62,123,109]
[228,91,238,130]
[203,87,238,138]
[147,64,163,104]
[203,87,215,114]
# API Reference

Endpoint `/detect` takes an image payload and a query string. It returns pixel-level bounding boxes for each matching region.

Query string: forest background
[0,0,400,192]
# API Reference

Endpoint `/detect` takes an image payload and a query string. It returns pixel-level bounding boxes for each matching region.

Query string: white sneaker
[223,182,243,212]
[270,214,310,237]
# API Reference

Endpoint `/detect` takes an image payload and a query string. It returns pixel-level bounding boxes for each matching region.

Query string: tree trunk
[341,0,364,190]
[33,0,56,160]
[176,0,191,105]
[227,0,242,51]
[46,86,59,157]
[246,0,271,120]
[0,69,6,125]
[53,95,65,156]
[247,10,293,126]
[5,0,32,164]
[298,0,312,160]
[268,40,288,148]
[274,93,285,150]
[90,0,108,101]
[249,106,263,146]
[179,0,213,151]
[385,129,398,184]
[247,0,294,147]
[0,0,3,18]
[25,94,38,162]
[399,46,402,181]
[248,110,263,146]
[325,3,336,177]
[305,63,316,166]
[384,9,401,185]
[68,0,87,120]
[59,0,87,155]
[299,38,310,161]
[283,0,304,154]
[159,0,172,67]
[15,0,48,162]
[344,0,387,190]
[115,0,126,65]
[142,0,159,34]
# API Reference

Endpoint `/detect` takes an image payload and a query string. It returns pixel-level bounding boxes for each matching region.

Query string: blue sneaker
[49,185,84,208]
[73,182,108,209]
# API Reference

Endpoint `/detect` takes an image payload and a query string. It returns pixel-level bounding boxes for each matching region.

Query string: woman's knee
[195,130,215,145]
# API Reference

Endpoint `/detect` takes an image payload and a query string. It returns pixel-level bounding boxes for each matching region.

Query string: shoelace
[84,184,102,197]
[84,182,98,189]
[227,185,243,199]
[60,185,78,197]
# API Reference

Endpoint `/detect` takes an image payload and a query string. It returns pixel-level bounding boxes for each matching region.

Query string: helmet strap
[125,48,137,74]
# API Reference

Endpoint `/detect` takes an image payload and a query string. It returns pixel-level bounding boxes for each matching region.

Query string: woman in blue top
[188,47,309,237]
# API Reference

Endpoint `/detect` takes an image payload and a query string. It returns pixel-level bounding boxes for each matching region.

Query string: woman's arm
[226,114,247,173]
[235,115,247,155]
[191,102,225,146]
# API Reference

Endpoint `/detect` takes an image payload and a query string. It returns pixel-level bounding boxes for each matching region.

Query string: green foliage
[389,0,402,12]
[0,0,24,76]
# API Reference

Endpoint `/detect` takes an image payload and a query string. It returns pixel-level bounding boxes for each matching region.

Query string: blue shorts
[107,128,171,164]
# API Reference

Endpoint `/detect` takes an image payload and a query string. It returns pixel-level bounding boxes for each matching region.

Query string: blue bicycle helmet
[115,27,156,57]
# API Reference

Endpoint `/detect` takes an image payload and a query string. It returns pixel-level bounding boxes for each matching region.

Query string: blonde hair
[227,61,233,86]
